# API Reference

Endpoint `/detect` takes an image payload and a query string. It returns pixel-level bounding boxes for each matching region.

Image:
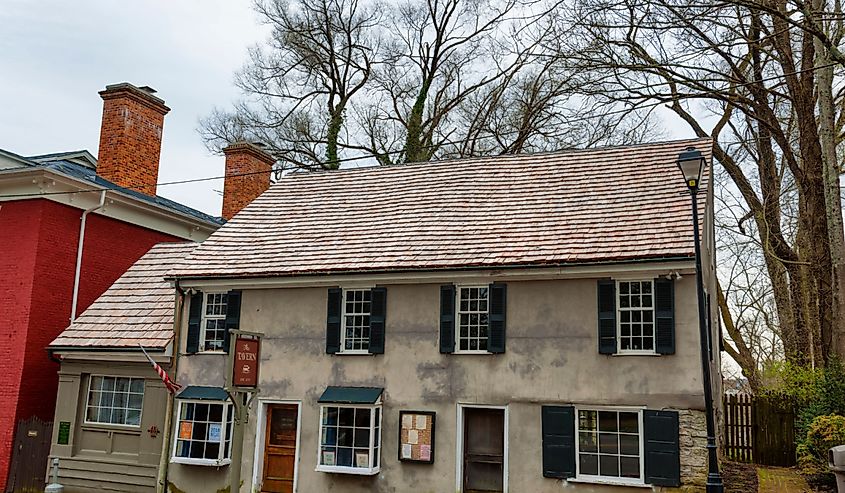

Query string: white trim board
[455,403,509,493]
[176,262,697,290]
[252,400,303,493]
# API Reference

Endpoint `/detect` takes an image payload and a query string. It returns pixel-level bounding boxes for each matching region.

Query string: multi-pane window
[342,289,371,352]
[577,409,642,481]
[457,286,489,352]
[173,401,233,465]
[318,405,381,474]
[201,292,228,351]
[85,376,144,426]
[617,281,654,352]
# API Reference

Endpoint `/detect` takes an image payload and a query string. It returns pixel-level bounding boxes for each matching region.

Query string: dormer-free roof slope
[50,242,198,351]
[170,138,712,279]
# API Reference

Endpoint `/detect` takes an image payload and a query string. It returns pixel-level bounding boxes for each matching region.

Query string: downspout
[70,190,106,321]
[157,280,187,493]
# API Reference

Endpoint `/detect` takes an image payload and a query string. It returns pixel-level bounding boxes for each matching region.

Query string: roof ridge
[279,137,713,180]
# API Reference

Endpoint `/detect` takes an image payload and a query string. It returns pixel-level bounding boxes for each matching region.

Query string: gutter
[71,190,106,321]
[157,279,187,493]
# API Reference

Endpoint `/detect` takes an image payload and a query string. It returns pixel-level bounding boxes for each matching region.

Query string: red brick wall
[0,200,42,491]
[222,142,274,220]
[97,84,170,196]
[0,199,181,488]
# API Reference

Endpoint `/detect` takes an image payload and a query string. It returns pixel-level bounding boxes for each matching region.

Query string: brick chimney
[96,83,170,196]
[222,141,275,220]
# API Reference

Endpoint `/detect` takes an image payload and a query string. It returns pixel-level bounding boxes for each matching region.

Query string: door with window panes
[463,408,505,492]
[261,404,298,493]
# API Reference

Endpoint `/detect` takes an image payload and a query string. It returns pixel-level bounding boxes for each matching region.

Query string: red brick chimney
[222,141,275,220]
[96,83,170,196]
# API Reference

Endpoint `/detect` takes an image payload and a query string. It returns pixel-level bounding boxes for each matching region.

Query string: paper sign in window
[179,422,193,440]
[208,423,222,442]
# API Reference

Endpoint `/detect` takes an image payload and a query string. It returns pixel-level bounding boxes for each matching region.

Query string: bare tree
[555,0,845,372]
[200,0,381,170]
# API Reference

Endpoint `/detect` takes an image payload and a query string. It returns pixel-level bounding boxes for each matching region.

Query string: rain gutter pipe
[71,190,106,321]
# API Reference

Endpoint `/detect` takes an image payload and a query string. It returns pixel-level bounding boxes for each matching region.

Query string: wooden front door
[463,408,505,493]
[261,404,298,493]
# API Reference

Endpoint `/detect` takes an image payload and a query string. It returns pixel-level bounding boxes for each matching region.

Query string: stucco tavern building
[166,138,720,493]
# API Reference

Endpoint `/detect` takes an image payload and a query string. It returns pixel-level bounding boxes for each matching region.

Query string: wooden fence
[723,393,796,467]
[5,417,52,493]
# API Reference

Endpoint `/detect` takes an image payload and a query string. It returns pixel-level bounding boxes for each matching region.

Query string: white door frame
[251,399,303,493]
[455,403,509,493]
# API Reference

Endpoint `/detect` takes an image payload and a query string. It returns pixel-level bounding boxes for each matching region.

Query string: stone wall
[678,409,708,490]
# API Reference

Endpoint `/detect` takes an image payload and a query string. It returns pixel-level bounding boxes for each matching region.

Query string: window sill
[171,457,231,467]
[612,351,660,357]
[335,350,373,356]
[453,350,494,355]
[81,423,142,433]
[315,465,380,475]
[567,477,650,488]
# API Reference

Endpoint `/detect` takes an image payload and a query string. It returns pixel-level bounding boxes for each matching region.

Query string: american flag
[139,345,182,394]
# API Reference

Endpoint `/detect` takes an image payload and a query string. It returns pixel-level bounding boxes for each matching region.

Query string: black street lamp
[676,147,724,493]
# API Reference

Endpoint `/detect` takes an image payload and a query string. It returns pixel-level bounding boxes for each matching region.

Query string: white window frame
[315,399,382,475]
[454,285,491,354]
[171,399,234,466]
[339,288,373,355]
[573,405,645,487]
[83,375,145,428]
[199,291,228,353]
[616,280,657,355]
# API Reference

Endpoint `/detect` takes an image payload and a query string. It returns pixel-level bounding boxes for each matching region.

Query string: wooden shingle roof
[170,138,711,279]
[50,242,197,350]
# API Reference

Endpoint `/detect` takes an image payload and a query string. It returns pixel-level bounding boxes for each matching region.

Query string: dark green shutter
[644,410,681,486]
[439,285,455,353]
[654,278,675,355]
[488,283,506,353]
[326,288,342,354]
[186,291,203,354]
[368,287,386,354]
[223,290,242,353]
[541,405,576,478]
[597,280,616,354]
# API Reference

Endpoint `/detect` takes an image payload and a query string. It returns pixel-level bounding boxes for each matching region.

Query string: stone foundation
[678,409,708,490]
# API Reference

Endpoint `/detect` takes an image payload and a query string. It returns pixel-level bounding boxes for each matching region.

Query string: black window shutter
[597,280,616,354]
[368,287,387,354]
[223,290,242,353]
[644,410,681,487]
[654,278,675,355]
[541,405,576,479]
[439,285,456,354]
[186,291,203,354]
[326,288,342,354]
[488,283,507,353]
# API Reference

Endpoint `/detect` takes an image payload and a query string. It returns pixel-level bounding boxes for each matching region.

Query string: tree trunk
[815,28,845,363]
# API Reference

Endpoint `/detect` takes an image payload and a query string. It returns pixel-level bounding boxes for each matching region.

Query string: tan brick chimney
[96,83,170,196]
[222,141,275,220]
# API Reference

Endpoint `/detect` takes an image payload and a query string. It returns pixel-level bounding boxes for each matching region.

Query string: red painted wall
[0,199,181,488]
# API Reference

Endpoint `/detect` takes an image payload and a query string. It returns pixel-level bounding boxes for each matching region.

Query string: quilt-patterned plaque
[398,411,436,463]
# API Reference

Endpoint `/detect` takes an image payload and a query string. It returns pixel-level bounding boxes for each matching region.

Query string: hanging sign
[226,330,263,392]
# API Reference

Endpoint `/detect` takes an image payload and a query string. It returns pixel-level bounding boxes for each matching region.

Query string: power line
[0,59,838,201]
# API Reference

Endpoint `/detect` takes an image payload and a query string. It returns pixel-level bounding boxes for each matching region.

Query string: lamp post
[676,147,724,493]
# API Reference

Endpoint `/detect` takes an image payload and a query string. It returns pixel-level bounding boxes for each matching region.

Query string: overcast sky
[0,0,265,215]
[0,0,702,217]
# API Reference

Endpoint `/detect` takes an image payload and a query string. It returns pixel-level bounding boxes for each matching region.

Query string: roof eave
[0,167,220,236]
